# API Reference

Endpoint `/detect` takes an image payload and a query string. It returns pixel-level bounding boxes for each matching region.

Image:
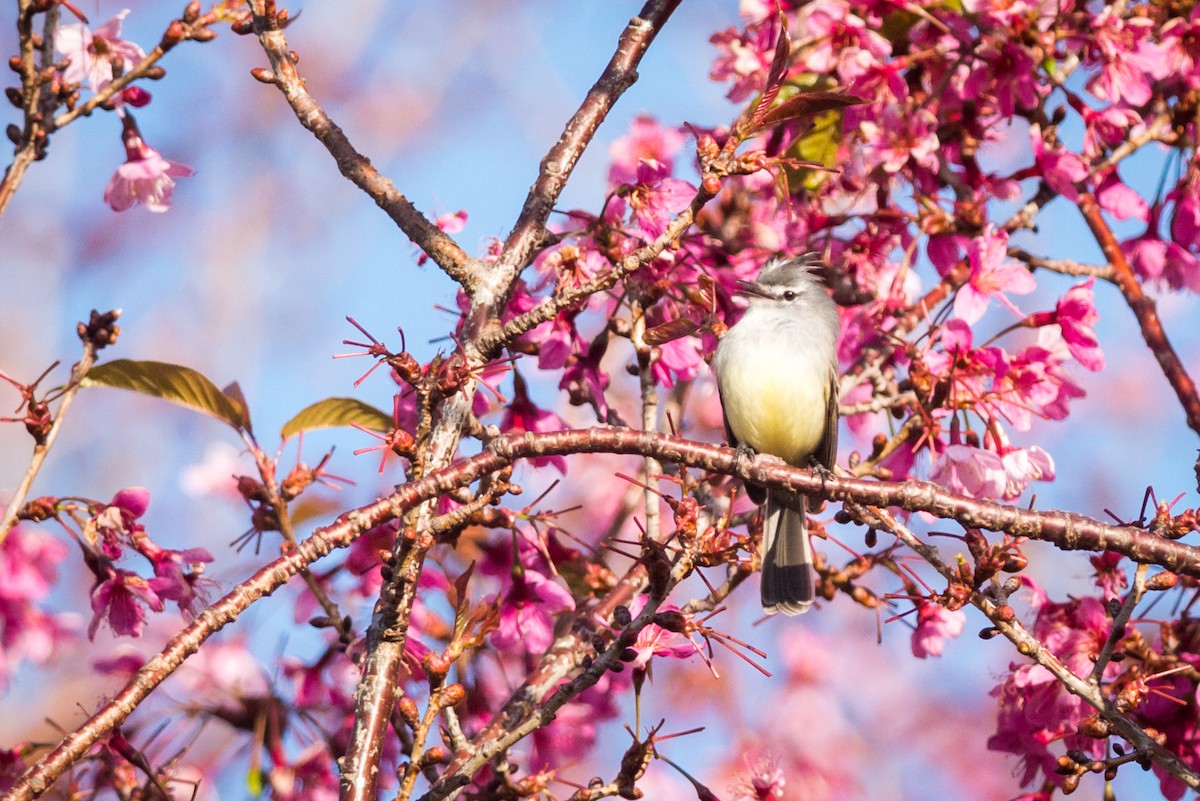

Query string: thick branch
[10,426,1198,800]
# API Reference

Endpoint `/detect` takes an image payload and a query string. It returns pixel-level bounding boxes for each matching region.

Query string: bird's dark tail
[760,491,814,615]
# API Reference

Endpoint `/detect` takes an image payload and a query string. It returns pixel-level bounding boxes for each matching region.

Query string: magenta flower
[1054,278,1104,371]
[1085,11,1168,107]
[955,226,1035,324]
[798,0,891,84]
[55,9,145,90]
[911,602,966,658]
[1029,124,1089,202]
[146,546,215,619]
[88,568,165,639]
[1095,172,1149,222]
[964,39,1041,117]
[93,485,151,559]
[0,526,75,691]
[651,335,705,389]
[104,117,194,213]
[989,592,1114,788]
[490,566,575,655]
[608,115,685,186]
[710,19,777,101]
[415,210,467,266]
[499,383,568,472]
[620,159,696,240]
[858,106,939,175]
[733,755,787,800]
[1171,172,1200,248]
[616,597,696,671]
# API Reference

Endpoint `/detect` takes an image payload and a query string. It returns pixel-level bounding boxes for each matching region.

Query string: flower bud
[439,683,465,707]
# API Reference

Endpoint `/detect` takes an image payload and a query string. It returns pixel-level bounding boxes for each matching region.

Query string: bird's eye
[782,291,797,301]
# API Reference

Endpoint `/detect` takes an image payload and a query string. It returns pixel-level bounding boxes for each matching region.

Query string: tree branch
[1077,192,1200,438]
[246,1,471,284]
[10,426,1197,800]
[488,0,683,296]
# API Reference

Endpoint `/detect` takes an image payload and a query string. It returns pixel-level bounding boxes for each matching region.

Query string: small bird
[712,255,840,615]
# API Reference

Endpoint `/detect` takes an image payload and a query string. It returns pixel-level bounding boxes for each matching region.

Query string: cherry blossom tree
[3,1,1200,800]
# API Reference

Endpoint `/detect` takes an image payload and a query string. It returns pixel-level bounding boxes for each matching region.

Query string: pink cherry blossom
[798,0,892,84]
[490,565,575,655]
[1122,229,1200,292]
[998,445,1055,499]
[499,383,568,472]
[955,226,1036,324]
[652,335,705,389]
[55,9,145,91]
[620,159,696,240]
[415,210,467,266]
[911,602,966,658]
[930,444,1007,500]
[859,106,940,175]
[710,18,777,101]
[88,568,165,639]
[608,115,686,186]
[1171,172,1200,248]
[1085,11,1169,107]
[0,526,75,691]
[1029,124,1089,202]
[105,117,194,213]
[1054,278,1104,371]
[1095,172,1149,222]
[964,39,1041,116]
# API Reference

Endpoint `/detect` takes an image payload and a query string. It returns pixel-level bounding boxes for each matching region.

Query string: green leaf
[787,109,844,191]
[280,397,393,441]
[81,359,247,431]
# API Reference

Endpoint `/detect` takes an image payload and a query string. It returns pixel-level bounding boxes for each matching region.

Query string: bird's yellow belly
[719,350,828,466]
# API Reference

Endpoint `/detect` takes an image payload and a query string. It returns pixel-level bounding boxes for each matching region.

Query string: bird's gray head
[736,255,830,310]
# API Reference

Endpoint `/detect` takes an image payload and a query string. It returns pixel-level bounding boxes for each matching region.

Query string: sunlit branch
[244,1,471,284]
[492,0,683,295]
[1077,192,1200,438]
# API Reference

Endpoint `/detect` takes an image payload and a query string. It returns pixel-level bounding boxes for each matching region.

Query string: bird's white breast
[714,311,833,466]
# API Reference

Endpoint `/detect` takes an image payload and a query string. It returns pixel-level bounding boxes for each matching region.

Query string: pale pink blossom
[911,602,966,658]
[55,9,145,90]
[1085,11,1169,107]
[608,115,685,186]
[105,118,194,213]
[859,106,939,175]
[955,227,1036,324]
[998,445,1055,499]
[1055,278,1104,371]
[710,20,777,101]
[930,444,1007,499]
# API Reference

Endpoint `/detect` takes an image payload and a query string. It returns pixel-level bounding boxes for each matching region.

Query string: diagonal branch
[489,0,683,294]
[863,506,1199,794]
[246,2,471,284]
[1077,192,1200,438]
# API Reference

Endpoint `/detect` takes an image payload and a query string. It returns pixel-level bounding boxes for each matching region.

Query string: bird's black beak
[735,280,771,299]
